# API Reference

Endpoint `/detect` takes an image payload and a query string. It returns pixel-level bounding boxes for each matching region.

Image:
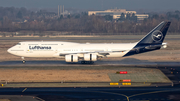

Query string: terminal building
[88,9,149,20]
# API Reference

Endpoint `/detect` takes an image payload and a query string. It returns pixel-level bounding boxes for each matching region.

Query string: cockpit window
[17,43,21,45]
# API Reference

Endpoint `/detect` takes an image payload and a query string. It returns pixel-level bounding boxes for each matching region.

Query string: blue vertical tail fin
[124,21,171,57]
[137,21,171,45]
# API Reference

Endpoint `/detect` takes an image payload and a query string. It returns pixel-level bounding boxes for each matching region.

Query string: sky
[0,0,180,11]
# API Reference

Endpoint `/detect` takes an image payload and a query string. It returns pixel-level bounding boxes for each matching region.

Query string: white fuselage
[7,41,137,59]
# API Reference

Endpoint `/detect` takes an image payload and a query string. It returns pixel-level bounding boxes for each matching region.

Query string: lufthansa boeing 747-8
[7,21,171,64]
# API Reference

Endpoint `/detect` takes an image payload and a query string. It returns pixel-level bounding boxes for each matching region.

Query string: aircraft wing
[58,50,127,57]
[96,50,127,56]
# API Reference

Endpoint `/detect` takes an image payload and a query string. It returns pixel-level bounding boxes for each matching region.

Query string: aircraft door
[26,46,33,53]
[105,47,111,51]
[26,44,34,53]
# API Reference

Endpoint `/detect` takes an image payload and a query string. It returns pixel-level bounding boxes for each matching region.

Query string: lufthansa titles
[29,46,51,50]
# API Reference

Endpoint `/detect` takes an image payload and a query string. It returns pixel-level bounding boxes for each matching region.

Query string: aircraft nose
[7,48,12,54]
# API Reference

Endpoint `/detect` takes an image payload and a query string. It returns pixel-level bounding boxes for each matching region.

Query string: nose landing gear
[21,57,26,64]
[22,60,26,64]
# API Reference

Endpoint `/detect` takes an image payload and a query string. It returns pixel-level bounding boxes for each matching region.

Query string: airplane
[7,21,171,64]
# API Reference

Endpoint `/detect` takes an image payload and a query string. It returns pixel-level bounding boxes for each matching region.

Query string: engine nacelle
[65,55,78,62]
[162,43,167,49]
[84,54,97,61]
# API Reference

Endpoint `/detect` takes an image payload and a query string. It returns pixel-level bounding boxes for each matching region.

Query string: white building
[88,9,148,20]
[135,14,149,20]
[113,14,149,20]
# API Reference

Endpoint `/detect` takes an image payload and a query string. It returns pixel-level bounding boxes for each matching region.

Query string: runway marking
[22,88,27,92]
[129,90,173,98]
[92,91,129,101]
[35,97,45,101]
[92,89,180,101]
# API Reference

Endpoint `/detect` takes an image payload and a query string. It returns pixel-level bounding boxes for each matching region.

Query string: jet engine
[65,55,78,62]
[162,43,167,49]
[84,54,97,61]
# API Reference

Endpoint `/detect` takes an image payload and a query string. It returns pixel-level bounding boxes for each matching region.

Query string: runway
[0,58,180,66]
[0,86,180,101]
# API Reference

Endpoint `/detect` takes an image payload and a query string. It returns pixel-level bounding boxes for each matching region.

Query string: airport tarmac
[0,86,180,101]
[0,61,179,87]
[0,59,180,66]
[0,61,180,101]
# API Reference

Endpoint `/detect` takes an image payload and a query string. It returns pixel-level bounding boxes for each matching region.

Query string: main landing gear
[81,61,94,64]
[21,57,26,64]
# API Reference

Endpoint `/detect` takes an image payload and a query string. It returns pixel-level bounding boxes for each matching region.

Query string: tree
[75,14,80,19]
[118,13,125,21]
[57,15,63,21]
[16,11,23,19]
[131,13,137,22]
[151,14,159,19]
[126,13,131,20]
[104,15,113,21]
[67,15,71,19]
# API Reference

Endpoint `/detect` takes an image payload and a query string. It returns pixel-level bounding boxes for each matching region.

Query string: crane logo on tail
[152,30,163,42]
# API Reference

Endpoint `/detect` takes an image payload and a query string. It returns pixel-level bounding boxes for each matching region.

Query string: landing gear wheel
[81,61,85,64]
[22,60,26,64]
[81,61,94,64]
[90,61,94,64]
